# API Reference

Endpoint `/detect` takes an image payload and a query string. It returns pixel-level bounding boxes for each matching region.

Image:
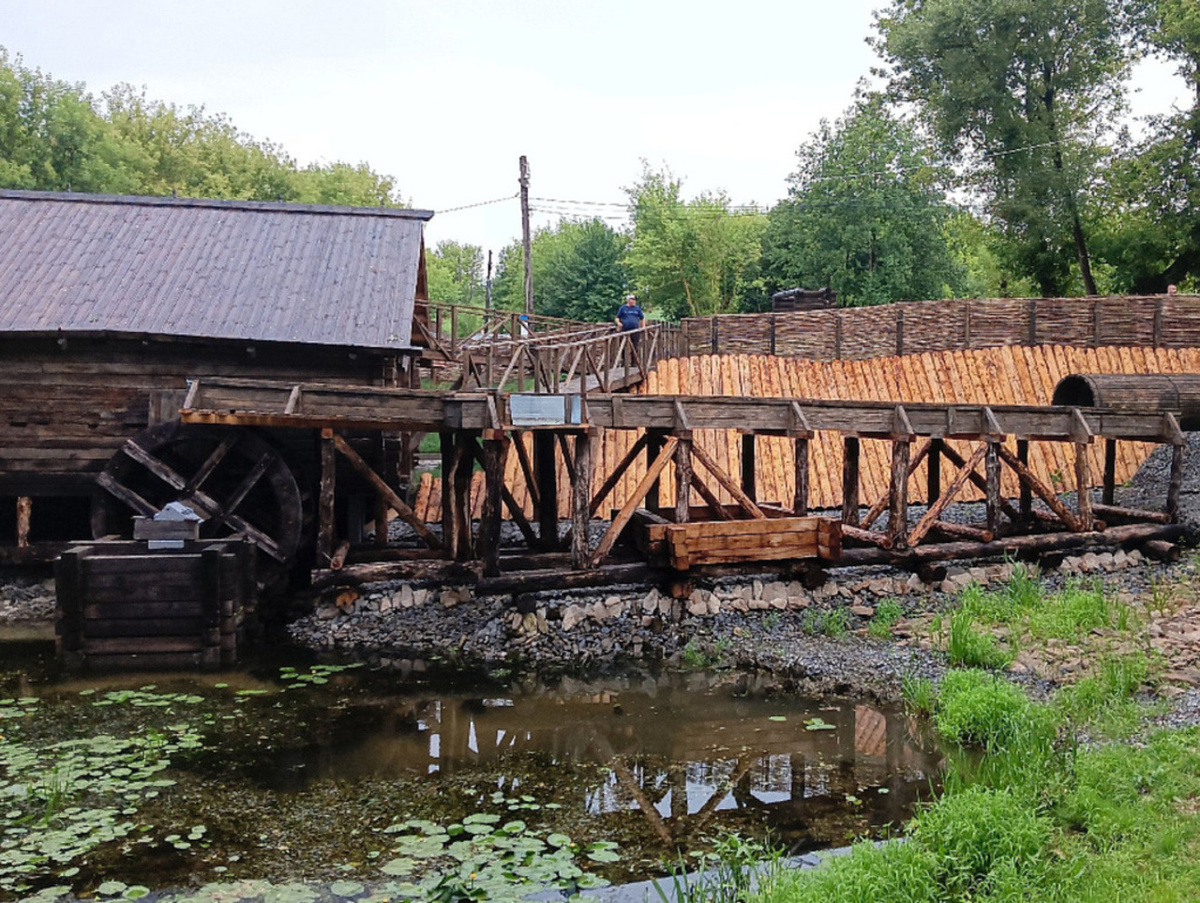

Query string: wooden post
[318,430,336,565]
[926,438,942,503]
[520,155,533,316]
[1017,439,1032,521]
[478,436,507,577]
[534,431,558,550]
[888,439,910,546]
[1168,444,1184,521]
[440,431,456,557]
[1103,437,1117,506]
[842,436,860,526]
[646,431,664,511]
[741,433,757,502]
[571,431,595,570]
[1075,441,1093,531]
[986,442,1002,532]
[675,435,693,523]
[16,496,31,548]
[793,437,809,516]
[452,432,475,560]
[55,549,83,658]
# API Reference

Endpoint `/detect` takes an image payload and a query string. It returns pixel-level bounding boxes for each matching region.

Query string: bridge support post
[534,431,559,550]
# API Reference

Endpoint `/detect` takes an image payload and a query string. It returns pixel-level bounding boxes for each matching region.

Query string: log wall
[0,334,398,486]
[683,295,1200,360]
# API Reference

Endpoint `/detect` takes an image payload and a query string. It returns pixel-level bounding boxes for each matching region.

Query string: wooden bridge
[175,376,1189,589]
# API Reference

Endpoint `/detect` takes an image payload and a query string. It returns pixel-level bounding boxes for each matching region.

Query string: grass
[868,599,903,639]
[800,607,851,638]
[754,573,1200,903]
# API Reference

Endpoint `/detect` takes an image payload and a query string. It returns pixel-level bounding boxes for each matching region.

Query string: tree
[491,218,630,321]
[762,93,963,306]
[873,0,1139,296]
[425,241,485,306]
[0,48,404,207]
[625,165,766,320]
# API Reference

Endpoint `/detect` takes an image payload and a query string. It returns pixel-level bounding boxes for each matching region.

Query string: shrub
[935,669,1050,752]
[946,609,1014,669]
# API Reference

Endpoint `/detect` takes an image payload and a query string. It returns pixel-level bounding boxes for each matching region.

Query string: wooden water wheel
[91,422,306,588]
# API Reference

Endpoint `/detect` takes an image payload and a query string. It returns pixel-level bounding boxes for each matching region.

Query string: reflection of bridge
[300,677,941,849]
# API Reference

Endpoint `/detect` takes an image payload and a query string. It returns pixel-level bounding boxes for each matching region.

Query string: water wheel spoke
[210,451,273,524]
[185,432,240,494]
[94,423,304,582]
[95,472,160,518]
[122,437,188,492]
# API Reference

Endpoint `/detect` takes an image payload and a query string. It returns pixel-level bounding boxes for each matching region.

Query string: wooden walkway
[180,374,1187,582]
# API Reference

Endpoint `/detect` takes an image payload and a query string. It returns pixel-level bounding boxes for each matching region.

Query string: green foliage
[759,837,940,903]
[901,672,937,717]
[873,0,1136,296]
[625,164,766,320]
[762,93,962,306]
[491,218,630,321]
[911,785,1054,897]
[377,816,612,901]
[945,608,1014,669]
[653,833,781,903]
[800,607,851,638]
[0,48,402,205]
[933,669,1046,752]
[425,241,485,307]
[0,690,204,895]
[868,599,904,639]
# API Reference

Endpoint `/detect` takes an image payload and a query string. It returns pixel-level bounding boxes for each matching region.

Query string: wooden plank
[571,432,594,570]
[842,436,860,526]
[82,618,207,638]
[83,636,205,654]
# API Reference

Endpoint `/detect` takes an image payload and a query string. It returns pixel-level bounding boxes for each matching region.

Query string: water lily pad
[97,881,128,896]
[330,880,365,897]
[768,715,788,722]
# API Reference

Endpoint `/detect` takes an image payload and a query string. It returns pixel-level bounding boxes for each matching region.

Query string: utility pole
[519,155,532,317]
[485,249,493,311]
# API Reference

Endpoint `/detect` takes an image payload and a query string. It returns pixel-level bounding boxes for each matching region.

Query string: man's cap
[625,293,637,301]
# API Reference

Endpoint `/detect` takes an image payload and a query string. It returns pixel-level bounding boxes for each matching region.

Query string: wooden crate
[664,516,841,570]
[55,539,255,671]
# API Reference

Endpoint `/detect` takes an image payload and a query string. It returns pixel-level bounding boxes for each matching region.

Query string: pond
[0,639,942,902]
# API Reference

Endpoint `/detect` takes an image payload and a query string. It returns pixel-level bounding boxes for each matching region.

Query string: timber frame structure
[178,378,1191,590]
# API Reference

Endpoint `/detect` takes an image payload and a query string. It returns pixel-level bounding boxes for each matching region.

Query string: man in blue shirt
[615,293,645,347]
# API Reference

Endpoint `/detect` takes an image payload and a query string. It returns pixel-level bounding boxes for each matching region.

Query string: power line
[435,193,518,215]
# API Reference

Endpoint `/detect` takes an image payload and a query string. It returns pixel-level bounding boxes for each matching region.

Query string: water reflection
[304,672,941,849]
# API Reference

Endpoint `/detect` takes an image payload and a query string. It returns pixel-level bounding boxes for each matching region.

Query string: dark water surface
[0,638,941,896]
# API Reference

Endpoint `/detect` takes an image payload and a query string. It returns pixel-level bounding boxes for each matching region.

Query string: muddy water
[0,640,941,894]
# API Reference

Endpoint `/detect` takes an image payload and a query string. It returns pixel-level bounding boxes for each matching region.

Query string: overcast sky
[3,0,1191,257]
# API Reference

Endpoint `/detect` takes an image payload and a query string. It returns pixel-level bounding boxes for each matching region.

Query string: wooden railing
[460,322,684,394]
[412,301,596,361]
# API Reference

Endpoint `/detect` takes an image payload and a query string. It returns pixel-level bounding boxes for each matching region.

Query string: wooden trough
[55,538,255,671]
[630,504,841,570]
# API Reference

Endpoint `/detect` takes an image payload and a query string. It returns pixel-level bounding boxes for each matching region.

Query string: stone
[561,604,587,632]
[1112,549,1128,568]
[762,581,788,604]
[413,588,429,607]
[749,598,769,611]
[536,610,549,635]
[642,590,660,613]
[604,596,625,618]
[769,597,788,610]
[706,596,722,616]
[659,597,674,617]
[379,596,393,613]
[1081,552,1101,571]
[728,597,749,613]
[399,584,415,608]
[752,579,764,600]
[850,605,875,618]
[316,604,339,620]
[786,596,810,611]
[522,612,539,635]
[906,573,925,593]
[688,595,709,617]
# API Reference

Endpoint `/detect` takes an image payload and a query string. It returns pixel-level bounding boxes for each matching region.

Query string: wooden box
[55,538,255,671]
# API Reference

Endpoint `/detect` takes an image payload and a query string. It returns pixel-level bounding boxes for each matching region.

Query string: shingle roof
[0,190,433,351]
